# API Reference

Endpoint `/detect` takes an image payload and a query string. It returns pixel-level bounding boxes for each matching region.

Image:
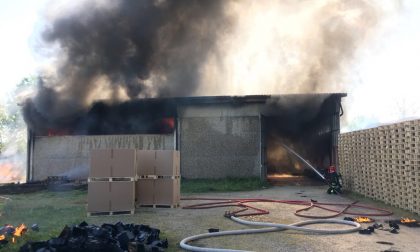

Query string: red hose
[181,197,393,218]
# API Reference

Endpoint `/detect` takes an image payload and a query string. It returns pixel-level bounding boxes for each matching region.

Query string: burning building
[26,93,345,181]
[18,0,372,182]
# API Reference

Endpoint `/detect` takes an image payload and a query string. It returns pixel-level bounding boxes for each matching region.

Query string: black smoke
[23,0,232,134]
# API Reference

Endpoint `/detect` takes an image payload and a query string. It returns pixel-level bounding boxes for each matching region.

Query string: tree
[0,76,36,154]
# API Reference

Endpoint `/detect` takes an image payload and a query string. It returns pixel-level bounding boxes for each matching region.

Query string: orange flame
[401,217,416,223]
[354,216,374,223]
[0,224,28,244]
[267,173,296,179]
[14,224,27,237]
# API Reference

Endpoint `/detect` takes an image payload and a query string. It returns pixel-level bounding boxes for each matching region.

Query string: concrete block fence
[339,119,420,214]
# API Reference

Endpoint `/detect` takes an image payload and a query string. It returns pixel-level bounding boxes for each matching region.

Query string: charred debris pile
[20,221,168,252]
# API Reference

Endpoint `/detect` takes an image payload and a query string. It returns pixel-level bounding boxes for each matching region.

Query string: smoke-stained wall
[178,104,261,178]
[31,134,174,180]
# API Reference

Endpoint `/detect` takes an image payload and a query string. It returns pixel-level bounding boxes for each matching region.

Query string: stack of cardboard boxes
[87,149,136,215]
[88,149,180,215]
[136,150,180,207]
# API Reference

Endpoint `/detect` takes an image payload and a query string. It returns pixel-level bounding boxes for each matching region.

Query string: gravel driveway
[88,186,420,252]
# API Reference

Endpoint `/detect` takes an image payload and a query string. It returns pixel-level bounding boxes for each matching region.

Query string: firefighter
[325,165,342,194]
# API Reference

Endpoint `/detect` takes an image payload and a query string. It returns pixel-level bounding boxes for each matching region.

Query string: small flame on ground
[14,224,27,237]
[401,217,417,223]
[0,224,28,244]
[267,173,297,179]
[354,216,374,223]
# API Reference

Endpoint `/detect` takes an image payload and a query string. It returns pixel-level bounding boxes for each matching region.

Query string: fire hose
[180,217,361,252]
[179,197,393,251]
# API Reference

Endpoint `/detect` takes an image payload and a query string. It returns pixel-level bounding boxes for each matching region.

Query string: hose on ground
[182,197,393,218]
[180,217,361,252]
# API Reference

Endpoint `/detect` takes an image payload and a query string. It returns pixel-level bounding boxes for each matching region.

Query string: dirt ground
[87,186,420,252]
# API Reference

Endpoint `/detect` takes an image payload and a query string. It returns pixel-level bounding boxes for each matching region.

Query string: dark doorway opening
[262,96,339,185]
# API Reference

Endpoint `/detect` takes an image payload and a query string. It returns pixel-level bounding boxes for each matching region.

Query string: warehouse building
[26,93,346,181]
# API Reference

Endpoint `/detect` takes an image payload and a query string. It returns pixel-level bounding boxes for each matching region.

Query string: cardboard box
[111,149,136,177]
[90,149,136,178]
[90,150,112,177]
[136,179,155,205]
[136,150,180,176]
[155,151,180,176]
[110,181,135,211]
[87,181,110,212]
[154,178,180,205]
[88,181,134,213]
[135,178,180,206]
[136,150,156,176]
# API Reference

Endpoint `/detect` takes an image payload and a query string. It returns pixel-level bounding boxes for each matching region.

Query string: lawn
[181,177,269,193]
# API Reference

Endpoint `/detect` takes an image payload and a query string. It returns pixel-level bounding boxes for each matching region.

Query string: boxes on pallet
[88,181,110,212]
[135,178,180,206]
[155,178,180,205]
[135,150,180,207]
[156,151,180,176]
[111,181,135,212]
[136,150,156,176]
[136,150,180,177]
[90,149,136,178]
[87,181,135,213]
[136,179,154,205]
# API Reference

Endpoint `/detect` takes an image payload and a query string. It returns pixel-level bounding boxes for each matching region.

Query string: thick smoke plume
[24,0,232,133]
[200,0,381,95]
[23,0,386,134]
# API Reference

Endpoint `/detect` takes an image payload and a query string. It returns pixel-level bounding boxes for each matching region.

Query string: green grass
[0,190,87,251]
[181,177,270,193]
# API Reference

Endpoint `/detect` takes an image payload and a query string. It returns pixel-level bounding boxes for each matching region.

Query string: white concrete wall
[32,134,174,180]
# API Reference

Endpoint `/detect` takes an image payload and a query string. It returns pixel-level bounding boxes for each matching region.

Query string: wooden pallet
[136,204,179,209]
[137,175,180,179]
[88,177,135,182]
[87,210,135,217]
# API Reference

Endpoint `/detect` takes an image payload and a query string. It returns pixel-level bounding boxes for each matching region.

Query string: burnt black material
[358,226,375,235]
[372,223,383,229]
[389,222,400,230]
[19,222,168,252]
[387,219,420,228]
[31,224,40,232]
[390,228,399,234]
